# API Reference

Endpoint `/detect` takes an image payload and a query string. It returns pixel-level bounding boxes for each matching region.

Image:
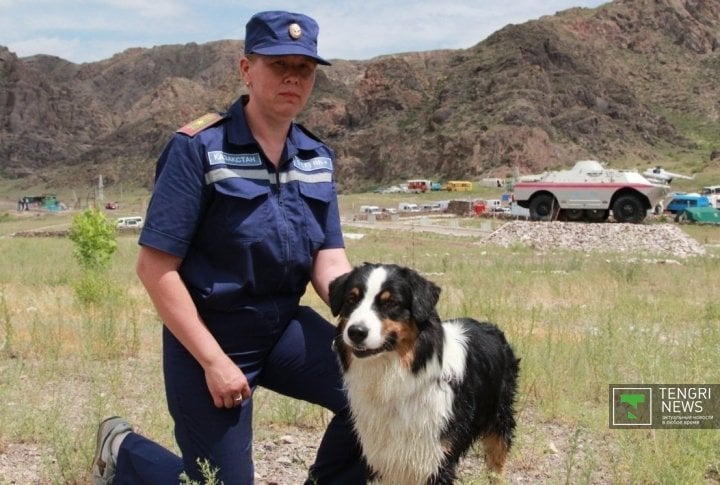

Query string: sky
[1,0,607,64]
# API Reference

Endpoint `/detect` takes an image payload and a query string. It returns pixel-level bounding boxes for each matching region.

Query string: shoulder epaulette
[176,112,225,136]
[296,122,325,144]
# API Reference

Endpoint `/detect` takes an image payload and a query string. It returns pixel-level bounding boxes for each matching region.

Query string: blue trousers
[114,303,366,484]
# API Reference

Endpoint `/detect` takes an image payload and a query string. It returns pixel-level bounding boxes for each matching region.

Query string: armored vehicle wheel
[529,194,559,221]
[563,209,584,221]
[584,209,609,222]
[612,195,645,223]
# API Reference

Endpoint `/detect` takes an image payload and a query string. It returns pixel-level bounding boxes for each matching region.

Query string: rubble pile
[482,221,707,258]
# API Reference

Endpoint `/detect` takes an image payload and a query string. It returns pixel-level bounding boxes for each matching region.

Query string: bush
[69,209,118,305]
[69,209,117,271]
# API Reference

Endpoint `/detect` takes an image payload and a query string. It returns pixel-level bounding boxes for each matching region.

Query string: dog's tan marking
[382,318,418,369]
[440,438,454,456]
[483,433,508,479]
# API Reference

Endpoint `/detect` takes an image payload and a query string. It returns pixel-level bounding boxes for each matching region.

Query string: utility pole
[98,174,104,201]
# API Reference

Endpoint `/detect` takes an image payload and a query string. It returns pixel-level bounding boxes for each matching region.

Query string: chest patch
[208,151,263,167]
[293,156,333,172]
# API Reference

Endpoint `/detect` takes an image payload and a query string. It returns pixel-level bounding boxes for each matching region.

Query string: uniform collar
[225,95,325,157]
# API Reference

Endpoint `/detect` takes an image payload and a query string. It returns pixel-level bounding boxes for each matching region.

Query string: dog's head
[329,263,442,369]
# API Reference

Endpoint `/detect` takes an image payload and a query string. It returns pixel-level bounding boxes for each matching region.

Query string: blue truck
[665,194,711,214]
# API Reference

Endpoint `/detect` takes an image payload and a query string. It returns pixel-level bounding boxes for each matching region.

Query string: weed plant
[0,226,718,483]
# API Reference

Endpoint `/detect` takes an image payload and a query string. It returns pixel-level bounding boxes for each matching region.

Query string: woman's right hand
[204,354,252,409]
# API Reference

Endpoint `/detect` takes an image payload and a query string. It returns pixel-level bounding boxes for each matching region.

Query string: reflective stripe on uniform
[278,171,333,184]
[205,168,270,184]
[205,167,332,185]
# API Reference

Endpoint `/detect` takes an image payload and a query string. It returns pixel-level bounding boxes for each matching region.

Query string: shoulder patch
[176,112,225,136]
[296,123,325,143]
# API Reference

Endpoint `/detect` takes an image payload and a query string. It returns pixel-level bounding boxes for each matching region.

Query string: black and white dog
[329,263,520,484]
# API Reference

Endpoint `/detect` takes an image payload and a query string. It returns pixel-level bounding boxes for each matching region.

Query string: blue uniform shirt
[139,96,345,312]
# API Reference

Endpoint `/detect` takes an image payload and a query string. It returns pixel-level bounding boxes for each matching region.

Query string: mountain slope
[0,0,718,192]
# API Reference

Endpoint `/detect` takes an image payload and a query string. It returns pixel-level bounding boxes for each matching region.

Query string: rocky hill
[1,0,719,193]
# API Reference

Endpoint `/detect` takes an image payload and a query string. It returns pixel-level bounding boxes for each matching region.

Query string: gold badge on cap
[288,23,302,39]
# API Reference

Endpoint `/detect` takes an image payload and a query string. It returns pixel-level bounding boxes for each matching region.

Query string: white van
[398,202,420,212]
[116,216,144,228]
[485,199,510,213]
[701,186,720,208]
[360,205,382,214]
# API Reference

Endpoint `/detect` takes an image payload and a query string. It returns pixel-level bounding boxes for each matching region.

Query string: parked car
[116,216,144,228]
[674,206,720,224]
[105,201,118,210]
[398,202,420,212]
[665,194,711,214]
[700,185,720,209]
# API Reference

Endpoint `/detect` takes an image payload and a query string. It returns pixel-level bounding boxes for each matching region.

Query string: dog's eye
[345,287,361,306]
[378,296,398,311]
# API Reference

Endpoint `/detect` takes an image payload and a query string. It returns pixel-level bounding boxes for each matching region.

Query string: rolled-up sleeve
[139,134,210,258]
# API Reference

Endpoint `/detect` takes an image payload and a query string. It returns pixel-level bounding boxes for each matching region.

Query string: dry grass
[1,215,719,483]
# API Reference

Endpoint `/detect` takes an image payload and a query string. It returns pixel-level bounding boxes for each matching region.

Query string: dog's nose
[347,324,369,344]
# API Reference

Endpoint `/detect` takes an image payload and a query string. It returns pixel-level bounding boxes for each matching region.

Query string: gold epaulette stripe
[176,112,224,136]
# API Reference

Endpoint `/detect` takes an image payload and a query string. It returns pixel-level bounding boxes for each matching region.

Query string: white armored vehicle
[512,160,670,223]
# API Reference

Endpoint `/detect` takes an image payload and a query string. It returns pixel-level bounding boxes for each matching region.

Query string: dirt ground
[0,406,624,484]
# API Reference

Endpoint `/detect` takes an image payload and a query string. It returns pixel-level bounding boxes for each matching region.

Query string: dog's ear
[329,271,351,317]
[407,268,441,323]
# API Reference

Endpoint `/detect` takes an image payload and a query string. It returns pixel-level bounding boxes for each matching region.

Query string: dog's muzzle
[344,323,395,358]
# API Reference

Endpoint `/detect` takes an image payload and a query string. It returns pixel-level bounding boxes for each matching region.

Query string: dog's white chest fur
[343,322,468,484]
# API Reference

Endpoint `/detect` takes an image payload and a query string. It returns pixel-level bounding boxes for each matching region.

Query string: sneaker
[91,416,133,485]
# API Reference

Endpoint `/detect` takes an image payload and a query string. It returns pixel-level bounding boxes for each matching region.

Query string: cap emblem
[288,23,302,39]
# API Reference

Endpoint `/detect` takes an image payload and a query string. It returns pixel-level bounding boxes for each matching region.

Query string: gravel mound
[481,221,706,258]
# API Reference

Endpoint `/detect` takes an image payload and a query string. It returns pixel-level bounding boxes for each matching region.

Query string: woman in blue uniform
[91,10,366,485]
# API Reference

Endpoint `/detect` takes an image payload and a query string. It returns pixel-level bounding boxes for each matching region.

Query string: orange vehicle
[407,179,432,193]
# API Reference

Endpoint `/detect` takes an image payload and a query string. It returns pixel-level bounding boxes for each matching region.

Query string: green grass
[1,219,719,483]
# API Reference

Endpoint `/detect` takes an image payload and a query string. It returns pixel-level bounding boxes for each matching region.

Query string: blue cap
[244,11,331,66]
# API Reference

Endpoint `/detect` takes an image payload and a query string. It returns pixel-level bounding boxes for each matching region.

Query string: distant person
[91,10,366,485]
